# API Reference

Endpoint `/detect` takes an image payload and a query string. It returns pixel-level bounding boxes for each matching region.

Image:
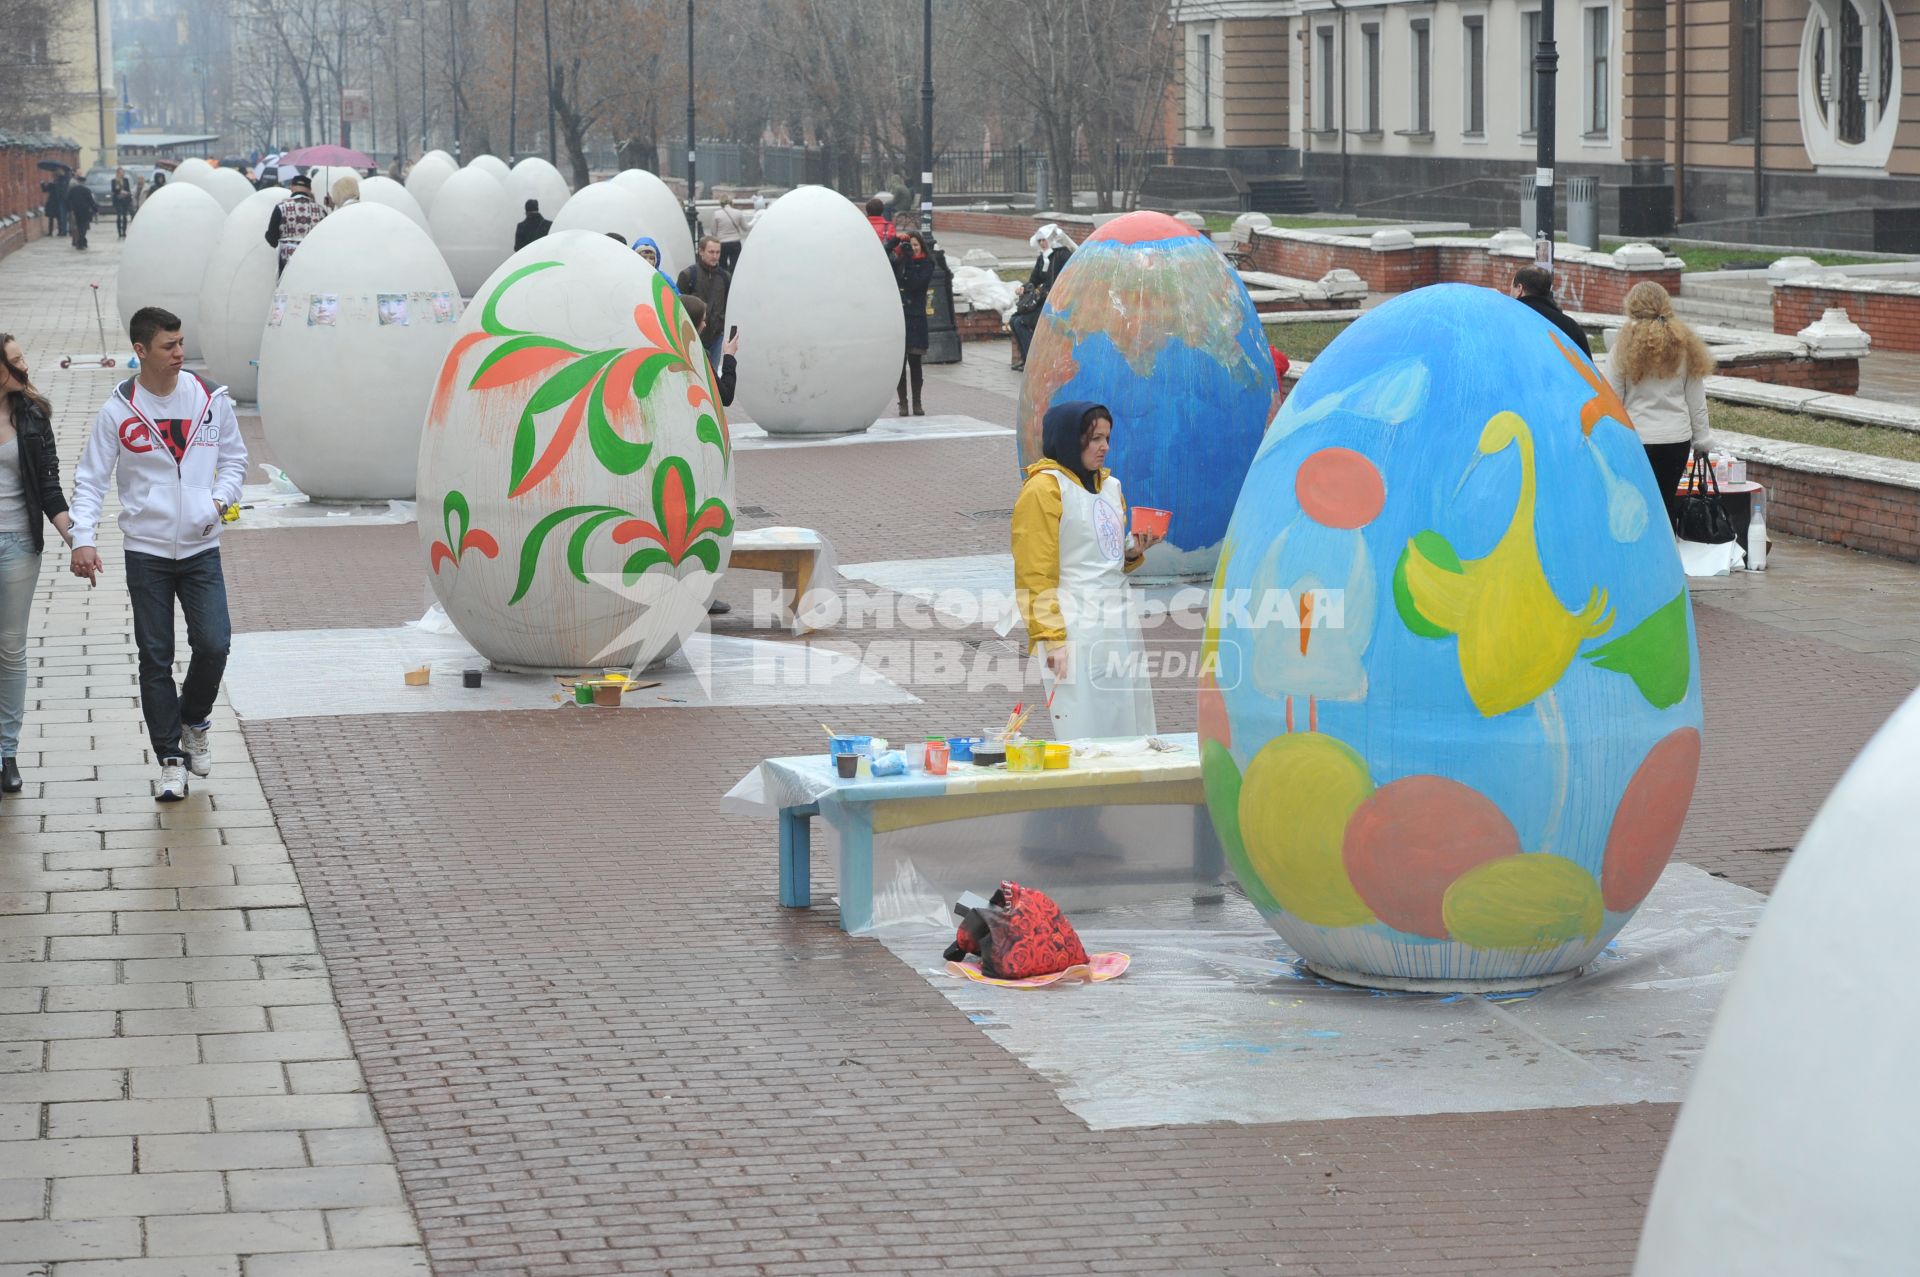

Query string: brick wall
[955,307,1004,340]
[1242,233,1682,306]
[1773,283,1920,353]
[0,140,81,262]
[1745,461,1920,563]
[934,210,1076,242]
[1716,356,1861,395]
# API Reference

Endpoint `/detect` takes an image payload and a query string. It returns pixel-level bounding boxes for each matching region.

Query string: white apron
[1039,470,1158,739]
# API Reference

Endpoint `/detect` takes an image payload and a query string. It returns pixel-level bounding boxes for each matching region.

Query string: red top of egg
[1084,210,1204,246]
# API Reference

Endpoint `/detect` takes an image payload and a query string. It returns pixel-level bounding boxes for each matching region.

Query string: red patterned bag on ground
[943,882,1088,980]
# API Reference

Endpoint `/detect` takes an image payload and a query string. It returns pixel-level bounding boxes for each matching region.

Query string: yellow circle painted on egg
[1441,854,1605,952]
[1237,733,1376,927]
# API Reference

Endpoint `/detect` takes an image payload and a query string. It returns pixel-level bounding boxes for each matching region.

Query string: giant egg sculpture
[549,181,647,243]
[203,167,256,213]
[116,182,226,359]
[1635,690,1920,1275]
[198,186,289,402]
[257,203,461,499]
[359,175,429,230]
[1016,210,1277,582]
[610,168,695,276]
[417,230,734,671]
[428,167,516,296]
[730,185,903,435]
[1199,284,1703,991]
[170,157,215,190]
[466,154,512,186]
[511,156,571,221]
[405,151,457,218]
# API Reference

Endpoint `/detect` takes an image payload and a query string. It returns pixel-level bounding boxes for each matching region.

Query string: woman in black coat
[892,229,936,416]
[0,334,75,798]
[1008,224,1074,371]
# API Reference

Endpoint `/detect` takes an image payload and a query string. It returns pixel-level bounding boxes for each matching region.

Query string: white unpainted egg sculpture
[198,187,289,403]
[359,176,429,230]
[170,157,215,190]
[549,181,648,244]
[405,152,457,218]
[610,169,695,277]
[417,230,733,672]
[427,167,516,297]
[116,182,226,360]
[203,167,255,213]
[511,156,571,221]
[256,203,461,500]
[730,185,905,435]
[467,154,512,186]
[1634,687,1920,1276]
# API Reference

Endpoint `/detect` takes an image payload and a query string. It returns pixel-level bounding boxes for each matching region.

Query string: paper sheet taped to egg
[1202,284,1705,991]
[729,185,906,436]
[416,230,734,672]
[1016,210,1280,583]
[256,203,462,500]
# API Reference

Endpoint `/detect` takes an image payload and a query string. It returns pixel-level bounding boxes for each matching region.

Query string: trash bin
[1517,179,1536,239]
[1568,176,1599,249]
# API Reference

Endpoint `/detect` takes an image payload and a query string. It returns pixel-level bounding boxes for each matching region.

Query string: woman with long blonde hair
[1605,281,1714,524]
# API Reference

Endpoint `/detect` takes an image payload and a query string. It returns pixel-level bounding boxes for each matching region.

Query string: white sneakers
[180,720,213,778]
[156,758,190,802]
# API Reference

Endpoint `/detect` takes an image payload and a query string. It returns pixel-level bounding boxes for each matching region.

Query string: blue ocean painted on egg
[1197,284,1705,991]
[1016,210,1280,581]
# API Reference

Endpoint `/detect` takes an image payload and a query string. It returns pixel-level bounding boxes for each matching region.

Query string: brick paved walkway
[9,230,1920,1276]
[0,238,428,1276]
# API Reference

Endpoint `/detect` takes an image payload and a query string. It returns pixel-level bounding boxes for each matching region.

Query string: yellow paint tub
[1044,744,1071,770]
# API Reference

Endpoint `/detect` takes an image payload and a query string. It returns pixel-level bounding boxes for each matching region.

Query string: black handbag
[1675,461,1737,544]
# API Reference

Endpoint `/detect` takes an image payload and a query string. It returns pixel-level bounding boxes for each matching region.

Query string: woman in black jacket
[892,229,936,416]
[1008,224,1074,371]
[0,334,75,798]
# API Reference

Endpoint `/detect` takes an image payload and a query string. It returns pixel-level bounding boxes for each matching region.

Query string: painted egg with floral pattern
[1200,284,1704,991]
[417,229,734,672]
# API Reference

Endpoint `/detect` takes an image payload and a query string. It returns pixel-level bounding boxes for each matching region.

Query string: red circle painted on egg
[1600,728,1703,912]
[1085,210,1205,245]
[1296,447,1386,529]
[1343,775,1522,939]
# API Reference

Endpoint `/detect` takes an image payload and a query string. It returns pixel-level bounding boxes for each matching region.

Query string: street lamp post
[921,0,961,364]
[508,0,520,157]
[449,0,461,161]
[543,0,556,165]
[684,0,698,236]
[1533,1,1558,264]
[418,6,428,156]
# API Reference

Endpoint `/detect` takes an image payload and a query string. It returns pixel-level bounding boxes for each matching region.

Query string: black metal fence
[653,141,1167,200]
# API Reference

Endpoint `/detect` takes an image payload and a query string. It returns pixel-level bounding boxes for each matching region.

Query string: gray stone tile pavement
[0,237,429,1272]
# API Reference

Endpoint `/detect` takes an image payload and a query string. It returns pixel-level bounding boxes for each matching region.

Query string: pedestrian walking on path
[1513,265,1592,360]
[891,228,935,416]
[65,181,97,250]
[676,236,731,368]
[712,198,750,273]
[1012,400,1162,739]
[111,168,134,237]
[68,307,248,802]
[265,172,327,278]
[1604,281,1714,525]
[514,198,552,250]
[0,333,75,799]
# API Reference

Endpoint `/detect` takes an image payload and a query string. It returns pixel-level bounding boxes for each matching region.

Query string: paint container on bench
[463,669,483,688]
[835,752,859,779]
[946,735,983,763]
[573,682,595,705]
[926,741,951,776]
[829,734,872,765]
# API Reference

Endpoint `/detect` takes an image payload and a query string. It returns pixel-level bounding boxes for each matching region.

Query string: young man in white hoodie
[69,307,248,801]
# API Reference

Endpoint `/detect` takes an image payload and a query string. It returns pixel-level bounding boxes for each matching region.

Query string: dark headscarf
[1040,400,1108,493]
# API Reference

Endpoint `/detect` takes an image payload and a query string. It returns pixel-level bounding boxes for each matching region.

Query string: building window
[1837,1,1865,143]
[1584,7,1610,135]
[1412,20,1432,134]
[1317,27,1336,129]
[1362,24,1381,132]
[1521,9,1541,134]
[1463,16,1485,136]
[1733,0,1762,139]
[1196,30,1213,130]
[1801,0,1899,167]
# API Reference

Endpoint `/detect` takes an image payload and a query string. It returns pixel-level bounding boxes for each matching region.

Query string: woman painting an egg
[1013,402,1163,738]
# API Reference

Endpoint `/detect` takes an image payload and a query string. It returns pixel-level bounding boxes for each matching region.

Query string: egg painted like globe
[1199,284,1704,991]
[1016,210,1279,582]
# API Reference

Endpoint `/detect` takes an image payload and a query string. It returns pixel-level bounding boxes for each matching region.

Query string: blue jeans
[125,549,231,762]
[0,532,41,759]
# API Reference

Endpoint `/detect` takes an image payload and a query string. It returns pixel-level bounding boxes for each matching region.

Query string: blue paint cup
[946,736,984,763]
[828,735,872,764]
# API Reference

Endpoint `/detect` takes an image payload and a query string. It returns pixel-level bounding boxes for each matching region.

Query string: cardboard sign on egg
[417,230,734,673]
[256,203,462,500]
[116,183,226,359]
[1016,211,1279,583]
[1201,284,1704,991]
[729,185,904,435]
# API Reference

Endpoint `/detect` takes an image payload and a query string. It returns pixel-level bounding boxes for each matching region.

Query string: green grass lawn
[1710,402,1920,464]
[1266,319,1356,362]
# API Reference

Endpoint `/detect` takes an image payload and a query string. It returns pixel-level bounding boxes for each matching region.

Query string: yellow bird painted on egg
[1397,411,1614,717]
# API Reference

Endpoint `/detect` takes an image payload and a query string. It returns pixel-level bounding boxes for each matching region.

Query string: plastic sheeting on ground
[224,473,418,530]
[224,625,921,720]
[728,414,1012,451]
[877,863,1763,1129]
